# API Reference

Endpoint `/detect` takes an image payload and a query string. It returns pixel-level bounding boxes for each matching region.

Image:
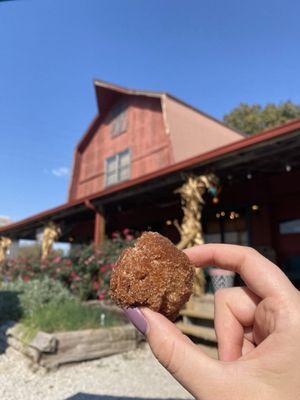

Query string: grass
[21,299,123,337]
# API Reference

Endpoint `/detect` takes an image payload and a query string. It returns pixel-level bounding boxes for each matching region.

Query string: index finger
[184,244,295,299]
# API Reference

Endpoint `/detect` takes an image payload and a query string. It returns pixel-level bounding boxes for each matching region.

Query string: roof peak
[94,79,165,98]
[93,79,244,136]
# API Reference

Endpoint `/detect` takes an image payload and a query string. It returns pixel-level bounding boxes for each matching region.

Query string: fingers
[242,328,256,355]
[141,308,227,399]
[214,287,260,361]
[184,244,295,299]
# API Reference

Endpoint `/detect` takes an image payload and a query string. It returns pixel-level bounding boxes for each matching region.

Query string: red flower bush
[0,230,135,302]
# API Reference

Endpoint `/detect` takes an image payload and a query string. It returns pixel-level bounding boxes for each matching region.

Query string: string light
[216,210,240,220]
[247,173,252,180]
[285,164,292,172]
[165,220,172,225]
[229,211,240,220]
[252,204,259,211]
[229,211,235,220]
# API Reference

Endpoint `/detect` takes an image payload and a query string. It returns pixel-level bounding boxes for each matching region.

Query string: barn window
[105,149,131,187]
[110,100,128,137]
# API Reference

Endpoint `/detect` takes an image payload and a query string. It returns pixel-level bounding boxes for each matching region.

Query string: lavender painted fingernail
[123,307,148,335]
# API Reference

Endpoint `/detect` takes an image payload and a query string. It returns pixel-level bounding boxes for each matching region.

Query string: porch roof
[1,118,300,239]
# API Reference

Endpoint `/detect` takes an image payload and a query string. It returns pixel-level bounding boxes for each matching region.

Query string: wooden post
[84,200,105,246]
[94,210,105,245]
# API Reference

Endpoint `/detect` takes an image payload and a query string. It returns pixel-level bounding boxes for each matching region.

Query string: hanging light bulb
[252,204,259,211]
[285,164,292,172]
[229,211,235,220]
[220,211,226,217]
[216,213,220,219]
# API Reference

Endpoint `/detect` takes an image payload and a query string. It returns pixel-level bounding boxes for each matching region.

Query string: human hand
[128,244,300,400]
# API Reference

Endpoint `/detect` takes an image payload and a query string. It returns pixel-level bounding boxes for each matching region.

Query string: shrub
[0,278,124,335]
[66,230,135,301]
[0,255,42,282]
[0,229,135,302]
[1,277,73,317]
[21,300,123,334]
[0,290,22,324]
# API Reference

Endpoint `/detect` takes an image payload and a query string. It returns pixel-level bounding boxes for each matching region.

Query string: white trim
[161,94,170,135]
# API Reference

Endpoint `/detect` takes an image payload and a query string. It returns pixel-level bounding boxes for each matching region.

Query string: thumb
[125,307,225,399]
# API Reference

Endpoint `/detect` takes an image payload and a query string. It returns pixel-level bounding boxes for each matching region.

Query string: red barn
[1,80,300,286]
[69,80,242,200]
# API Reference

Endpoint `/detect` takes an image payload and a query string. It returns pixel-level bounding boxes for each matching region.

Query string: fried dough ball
[110,232,194,320]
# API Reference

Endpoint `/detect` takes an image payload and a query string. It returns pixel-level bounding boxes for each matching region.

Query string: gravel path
[0,344,193,400]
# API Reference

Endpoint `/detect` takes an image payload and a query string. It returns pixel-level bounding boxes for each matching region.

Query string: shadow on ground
[66,394,189,400]
[0,290,21,354]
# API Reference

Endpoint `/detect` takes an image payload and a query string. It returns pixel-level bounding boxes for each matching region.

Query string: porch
[1,120,300,287]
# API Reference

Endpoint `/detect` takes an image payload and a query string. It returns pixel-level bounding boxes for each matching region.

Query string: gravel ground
[0,344,193,400]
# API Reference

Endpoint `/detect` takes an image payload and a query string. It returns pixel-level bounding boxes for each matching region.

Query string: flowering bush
[0,229,135,302]
[0,256,42,283]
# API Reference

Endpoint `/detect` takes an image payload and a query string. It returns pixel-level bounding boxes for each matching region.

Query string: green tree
[223,101,300,135]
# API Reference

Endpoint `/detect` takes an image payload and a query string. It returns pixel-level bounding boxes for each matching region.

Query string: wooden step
[179,307,214,320]
[176,322,217,343]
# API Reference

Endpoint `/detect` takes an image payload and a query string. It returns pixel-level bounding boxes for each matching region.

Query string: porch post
[94,210,105,245]
[84,200,105,246]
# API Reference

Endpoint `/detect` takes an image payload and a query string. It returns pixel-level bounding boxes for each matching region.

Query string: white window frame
[105,148,131,187]
[110,101,128,138]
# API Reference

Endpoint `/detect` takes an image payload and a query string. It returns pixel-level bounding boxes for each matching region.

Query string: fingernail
[123,307,148,335]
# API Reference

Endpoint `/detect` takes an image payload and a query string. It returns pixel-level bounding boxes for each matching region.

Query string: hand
[141,244,300,400]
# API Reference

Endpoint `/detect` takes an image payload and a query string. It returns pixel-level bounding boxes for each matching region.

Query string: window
[279,219,300,234]
[110,101,127,137]
[105,149,131,187]
[105,155,118,186]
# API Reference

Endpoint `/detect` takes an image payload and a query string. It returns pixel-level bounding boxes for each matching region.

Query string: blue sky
[1,0,300,221]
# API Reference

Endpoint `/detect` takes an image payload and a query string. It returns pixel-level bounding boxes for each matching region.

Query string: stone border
[0,321,142,368]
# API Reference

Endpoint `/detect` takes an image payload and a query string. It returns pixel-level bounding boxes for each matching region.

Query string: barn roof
[94,79,244,132]
[69,79,244,199]
[76,79,244,150]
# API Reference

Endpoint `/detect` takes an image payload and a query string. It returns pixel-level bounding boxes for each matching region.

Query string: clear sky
[1,0,300,221]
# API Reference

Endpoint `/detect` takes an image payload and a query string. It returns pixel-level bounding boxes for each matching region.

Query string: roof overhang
[1,118,300,238]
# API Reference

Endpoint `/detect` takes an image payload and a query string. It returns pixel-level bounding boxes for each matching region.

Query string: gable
[68,92,170,200]
[164,95,243,163]
[68,80,244,201]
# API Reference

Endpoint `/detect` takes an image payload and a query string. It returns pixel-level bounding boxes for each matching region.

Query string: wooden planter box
[0,321,142,368]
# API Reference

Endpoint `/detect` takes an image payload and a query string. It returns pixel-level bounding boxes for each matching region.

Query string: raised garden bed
[0,320,142,368]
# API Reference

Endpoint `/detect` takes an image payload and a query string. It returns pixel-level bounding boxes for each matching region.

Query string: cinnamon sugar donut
[110,232,194,320]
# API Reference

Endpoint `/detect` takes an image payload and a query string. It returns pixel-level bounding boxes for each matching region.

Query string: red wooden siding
[71,95,173,200]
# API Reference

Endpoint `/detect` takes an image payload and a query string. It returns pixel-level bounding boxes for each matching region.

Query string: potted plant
[208,266,235,292]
